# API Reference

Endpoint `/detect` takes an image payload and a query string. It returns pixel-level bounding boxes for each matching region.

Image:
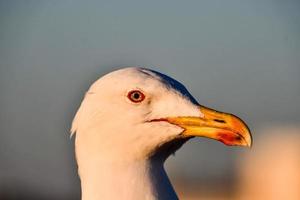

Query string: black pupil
[133,92,140,99]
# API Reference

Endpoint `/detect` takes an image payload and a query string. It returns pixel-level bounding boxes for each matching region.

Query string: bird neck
[78,158,178,200]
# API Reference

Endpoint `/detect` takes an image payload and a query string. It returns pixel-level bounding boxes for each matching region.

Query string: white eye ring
[127,90,145,103]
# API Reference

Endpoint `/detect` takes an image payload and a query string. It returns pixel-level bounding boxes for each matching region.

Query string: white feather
[71,67,201,200]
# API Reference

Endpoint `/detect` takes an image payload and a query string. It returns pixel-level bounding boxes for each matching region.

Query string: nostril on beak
[213,119,225,123]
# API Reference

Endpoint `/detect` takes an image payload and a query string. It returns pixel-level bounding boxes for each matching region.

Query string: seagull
[71,67,252,200]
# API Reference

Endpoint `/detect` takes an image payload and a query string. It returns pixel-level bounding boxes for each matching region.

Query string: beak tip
[243,134,252,148]
[245,129,253,148]
[247,138,253,148]
[245,142,252,148]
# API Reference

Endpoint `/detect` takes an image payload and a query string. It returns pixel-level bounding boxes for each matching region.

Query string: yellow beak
[165,106,252,147]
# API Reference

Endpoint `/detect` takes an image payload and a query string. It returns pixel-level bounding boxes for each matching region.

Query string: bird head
[71,67,251,162]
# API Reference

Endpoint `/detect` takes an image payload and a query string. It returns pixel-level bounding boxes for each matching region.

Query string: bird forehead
[88,67,198,104]
[88,68,168,93]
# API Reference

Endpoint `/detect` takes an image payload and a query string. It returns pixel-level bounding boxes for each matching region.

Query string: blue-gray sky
[0,0,299,198]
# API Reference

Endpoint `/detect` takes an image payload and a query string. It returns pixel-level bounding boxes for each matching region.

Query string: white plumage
[71,67,251,200]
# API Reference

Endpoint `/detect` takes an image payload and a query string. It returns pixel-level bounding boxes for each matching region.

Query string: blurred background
[0,0,299,199]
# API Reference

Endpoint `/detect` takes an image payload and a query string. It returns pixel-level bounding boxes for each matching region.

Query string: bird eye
[127,90,145,103]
